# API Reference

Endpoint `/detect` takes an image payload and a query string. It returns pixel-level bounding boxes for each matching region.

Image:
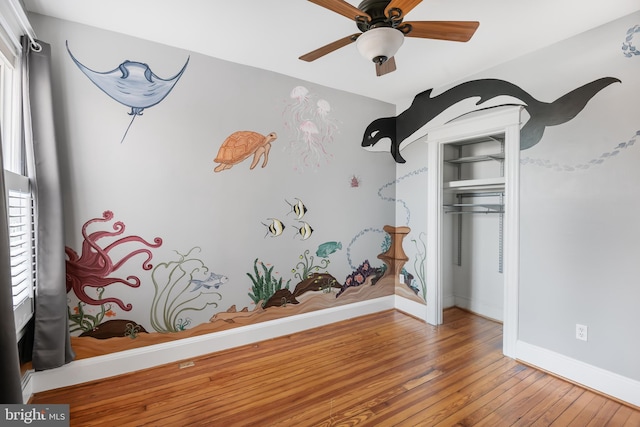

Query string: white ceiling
[22,0,640,105]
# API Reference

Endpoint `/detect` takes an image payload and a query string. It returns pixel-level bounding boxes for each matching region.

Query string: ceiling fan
[299,0,479,76]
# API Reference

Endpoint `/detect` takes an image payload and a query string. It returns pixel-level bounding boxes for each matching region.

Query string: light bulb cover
[356,27,404,64]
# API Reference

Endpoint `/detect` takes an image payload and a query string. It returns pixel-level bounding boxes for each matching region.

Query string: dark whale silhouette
[361,77,621,163]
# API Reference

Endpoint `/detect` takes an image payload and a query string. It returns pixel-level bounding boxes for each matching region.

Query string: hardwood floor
[31,308,640,426]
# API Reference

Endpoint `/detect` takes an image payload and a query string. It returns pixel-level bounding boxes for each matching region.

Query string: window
[1,3,35,340]
[5,170,34,337]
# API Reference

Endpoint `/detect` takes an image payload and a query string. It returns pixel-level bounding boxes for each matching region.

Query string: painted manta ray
[66,41,189,143]
[362,77,621,163]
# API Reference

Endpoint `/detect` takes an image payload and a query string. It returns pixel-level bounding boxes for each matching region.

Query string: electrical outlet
[576,324,588,341]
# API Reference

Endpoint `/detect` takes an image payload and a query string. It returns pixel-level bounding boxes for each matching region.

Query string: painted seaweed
[247,258,290,308]
[68,287,115,333]
[411,232,427,301]
[291,249,330,281]
[150,247,222,333]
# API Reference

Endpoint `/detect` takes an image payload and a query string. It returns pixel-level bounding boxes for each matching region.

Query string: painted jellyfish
[283,86,311,133]
[283,86,312,135]
[299,120,328,168]
[289,86,310,122]
[316,99,330,118]
[283,86,339,171]
[299,120,319,140]
[315,98,339,143]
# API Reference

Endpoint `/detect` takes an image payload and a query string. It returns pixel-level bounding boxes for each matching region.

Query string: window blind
[5,170,34,336]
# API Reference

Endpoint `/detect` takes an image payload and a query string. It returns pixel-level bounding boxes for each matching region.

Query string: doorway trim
[425,106,521,357]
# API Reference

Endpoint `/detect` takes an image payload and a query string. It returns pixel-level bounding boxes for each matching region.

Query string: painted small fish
[286,198,308,220]
[263,218,285,238]
[294,221,314,240]
[190,272,228,292]
[316,241,342,258]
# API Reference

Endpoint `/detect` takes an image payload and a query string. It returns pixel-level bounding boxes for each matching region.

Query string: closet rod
[445,210,505,215]
[454,192,504,198]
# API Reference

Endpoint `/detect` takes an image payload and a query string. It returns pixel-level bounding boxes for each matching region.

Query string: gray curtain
[22,38,75,370]
[0,150,23,402]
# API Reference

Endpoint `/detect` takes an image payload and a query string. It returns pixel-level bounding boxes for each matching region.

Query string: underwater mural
[316,241,342,258]
[514,27,638,171]
[65,210,163,312]
[65,211,162,340]
[150,247,224,333]
[66,42,189,143]
[262,218,286,238]
[283,86,340,172]
[341,167,428,302]
[262,199,314,240]
[378,167,428,226]
[292,248,331,283]
[362,77,620,163]
[520,129,639,172]
[293,222,314,241]
[213,131,278,172]
[286,198,308,220]
[349,174,362,188]
[247,258,291,308]
[67,226,410,359]
[410,232,427,300]
[68,288,116,335]
[622,24,640,57]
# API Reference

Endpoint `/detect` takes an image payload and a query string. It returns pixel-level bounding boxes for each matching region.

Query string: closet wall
[444,135,505,321]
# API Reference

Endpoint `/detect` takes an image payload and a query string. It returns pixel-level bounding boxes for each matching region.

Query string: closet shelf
[445,210,505,215]
[444,203,504,214]
[444,177,505,192]
[445,153,505,164]
[444,203,503,209]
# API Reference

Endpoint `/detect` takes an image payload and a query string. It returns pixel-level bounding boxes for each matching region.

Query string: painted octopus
[65,210,163,311]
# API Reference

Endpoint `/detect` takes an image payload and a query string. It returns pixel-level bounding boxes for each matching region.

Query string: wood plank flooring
[31,308,640,426]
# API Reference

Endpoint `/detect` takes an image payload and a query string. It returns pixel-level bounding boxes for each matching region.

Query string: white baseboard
[394,295,427,320]
[516,340,640,408]
[30,296,395,394]
[21,371,33,404]
[27,297,640,410]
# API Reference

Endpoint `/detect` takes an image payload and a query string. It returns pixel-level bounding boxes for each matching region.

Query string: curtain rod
[7,0,41,51]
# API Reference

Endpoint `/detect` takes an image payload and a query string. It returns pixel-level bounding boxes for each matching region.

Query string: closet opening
[443,134,506,323]
[426,106,521,357]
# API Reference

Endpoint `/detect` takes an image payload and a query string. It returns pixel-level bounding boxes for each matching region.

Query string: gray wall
[30,13,397,340]
[29,8,640,384]
[397,11,640,382]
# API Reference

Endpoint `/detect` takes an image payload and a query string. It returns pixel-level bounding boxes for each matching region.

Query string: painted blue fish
[286,198,308,220]
[190,272,228,292]
[294,221,314,240]
[66,41,189,143]
[263,218,285,238]
[316,241,342,258]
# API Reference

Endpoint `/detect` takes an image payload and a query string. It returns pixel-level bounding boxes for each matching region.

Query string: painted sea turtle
[214,131,277,172]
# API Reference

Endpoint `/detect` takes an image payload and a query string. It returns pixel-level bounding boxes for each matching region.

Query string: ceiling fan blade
[299,34,361,62]
[402,21,479,42]
[376,57,397,76]
[384,0,423,18]
[307,0,371,21]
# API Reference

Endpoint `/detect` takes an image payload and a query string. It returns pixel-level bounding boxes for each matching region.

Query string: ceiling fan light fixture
[356,27,404,65]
